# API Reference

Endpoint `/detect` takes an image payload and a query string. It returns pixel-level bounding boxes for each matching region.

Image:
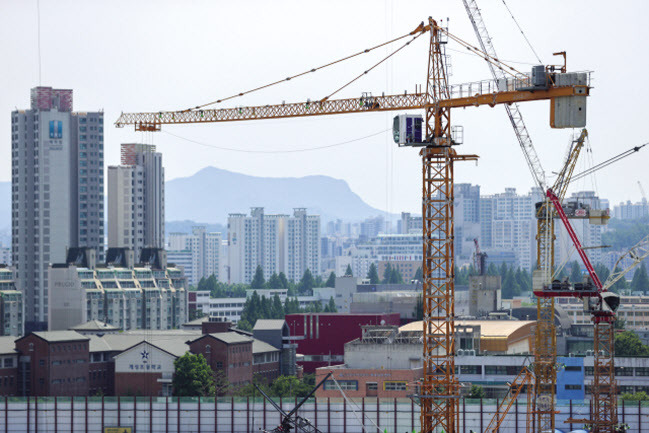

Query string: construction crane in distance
[115,18,591,433]
[460,1,589,431]
[639,181,647,203]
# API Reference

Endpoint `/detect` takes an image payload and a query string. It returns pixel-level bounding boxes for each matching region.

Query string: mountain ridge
[0,167,389,233]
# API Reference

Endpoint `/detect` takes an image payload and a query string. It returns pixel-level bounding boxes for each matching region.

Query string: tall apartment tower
[228,208,320,284]
[287,208,321,282]
[107,143,165,261]
[166,228,221,286]
[11,87,104,331]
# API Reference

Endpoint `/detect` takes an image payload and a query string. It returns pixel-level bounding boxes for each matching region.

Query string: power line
[161,128,390,154]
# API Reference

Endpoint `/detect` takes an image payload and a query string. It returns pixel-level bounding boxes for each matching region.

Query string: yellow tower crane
[116,18,590,433]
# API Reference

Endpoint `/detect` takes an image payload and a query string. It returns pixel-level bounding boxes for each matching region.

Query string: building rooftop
[27,331,89,343]
[69,320,120,332]
[253,339,279,354]
[253,319,286,331]
[399,320,535,338]
[0,336,17,355]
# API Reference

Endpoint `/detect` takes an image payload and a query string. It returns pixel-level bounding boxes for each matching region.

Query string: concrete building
[614,199,649,220]
[48,248,187,331]
[455,183,481,264]
[107,143,165,261]
[0,266,24,336]
[0,246,11,266]
[167,227,221,286]
[252,319,297,376]
[398,212,422,234]
[480,187,543,270]
[228,208,320,284]
[12,87,105,332]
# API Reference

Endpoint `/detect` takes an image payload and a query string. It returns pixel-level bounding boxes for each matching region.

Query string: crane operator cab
[393,114,423,146]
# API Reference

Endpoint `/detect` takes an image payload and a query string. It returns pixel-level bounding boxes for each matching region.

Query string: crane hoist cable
[188,22,430,112]
[571,142,648,182]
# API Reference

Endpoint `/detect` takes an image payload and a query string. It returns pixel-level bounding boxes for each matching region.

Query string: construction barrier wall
[0,396,646,433]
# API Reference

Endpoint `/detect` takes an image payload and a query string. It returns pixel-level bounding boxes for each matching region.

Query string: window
[367,382,378,390]
[216,361,223,369]
[565,384,582,390]
[324,380,357,391]
[383,381,407,391]
[3,358,13,368]
[564,366,581,372]
[205,345,211,354]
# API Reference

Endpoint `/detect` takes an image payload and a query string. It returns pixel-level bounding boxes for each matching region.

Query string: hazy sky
[2,0,648,218]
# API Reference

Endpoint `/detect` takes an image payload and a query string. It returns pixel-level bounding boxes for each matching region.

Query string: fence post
[515,399,518,433]
[246,396,249,433]
[569,399,573,420]
[118,395,121,427]
[377,397,380,433]
[55,396,58,433]
[328,398,331,432]
[315,396,318,431]
[35,396,38,433]
[102,395,105,433]
[231,397,234,433]
[263,395,266,431]
[394,398,397,433]
[133,395,136,433]
[495,398,499,433]
[151,396,154,433]
[215,396,218,433]
[463,397,466,433]
[4,396,7,433]
[411,397,414,433]
[26,397,30,433]
[166,397,169,433]
[71,396,74,433]
[344,396,347,433]
[639,400,641,433]
[198,396,201,433]
[177,396,180,433]
[480,398,484,431]
[622,398,625,425]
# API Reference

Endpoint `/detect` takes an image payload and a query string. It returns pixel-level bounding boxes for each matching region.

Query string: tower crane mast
[115,18,591,433]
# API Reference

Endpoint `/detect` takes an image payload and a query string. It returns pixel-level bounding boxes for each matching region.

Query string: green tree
[615,331,649,356]
[251,265,266,291]
[237,319,253,332]
[344,264,353,277]
[570,261,583,283]
[382,263,392,284]
[267,273,282,290]
[278,272,290,290]
[270,375,315,397]
[611,266,629,293]
[468,384,485,399]
[323,296,337,313]
[389,266,403,284]
[271,294,284,319]
[367,263,380,284]
[325,272,336,288]
[595,263,611,285]
[631,263,649,293]
[298,269,315,295]
[172,353,215,396]
[486,263,499,276]
[413,267,423,281]
[621,391,649,401]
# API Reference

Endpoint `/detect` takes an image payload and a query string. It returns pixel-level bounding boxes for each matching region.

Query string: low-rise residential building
[0,266,23,336]
[188,332,253,391]
[48,248,187,331]
[0,337,19,396]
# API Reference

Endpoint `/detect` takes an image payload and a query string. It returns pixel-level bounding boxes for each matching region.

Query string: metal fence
[0,396,647,433]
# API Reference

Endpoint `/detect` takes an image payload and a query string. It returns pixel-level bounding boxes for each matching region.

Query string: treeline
[237,290,337,332]
[193,265,336,298]
[602,217,649,251]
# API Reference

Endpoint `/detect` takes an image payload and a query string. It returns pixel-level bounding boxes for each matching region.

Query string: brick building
[252,339,281,384]
[188,333,253,391]
[285,313,400,373]
[15,331,90,396]
[0,337,19,396]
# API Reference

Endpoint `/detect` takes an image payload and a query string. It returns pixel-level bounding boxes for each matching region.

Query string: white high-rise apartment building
[108,143,164,261]
[167,227,221,286]
[557,191,606,267]
[228,208,320,284]
[12,87,104,331]
[480,187,543,270]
